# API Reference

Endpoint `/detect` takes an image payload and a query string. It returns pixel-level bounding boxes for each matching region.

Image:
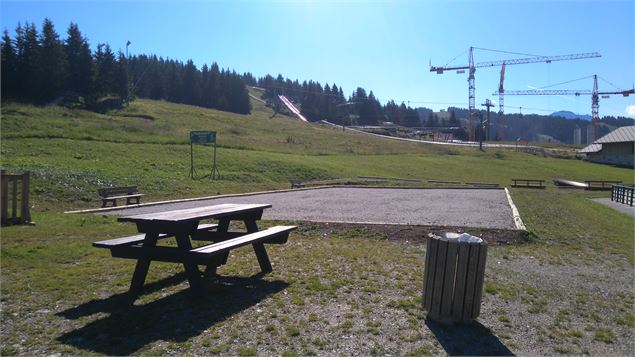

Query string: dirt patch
[292,221,529,245]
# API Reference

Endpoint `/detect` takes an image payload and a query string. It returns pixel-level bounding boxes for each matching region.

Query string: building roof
[595,126,635,144]
[578,143,602,153]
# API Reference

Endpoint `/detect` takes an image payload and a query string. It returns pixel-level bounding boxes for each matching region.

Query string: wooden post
[21,171,31,223]
[12,177,18,219]
[1,170,8,223]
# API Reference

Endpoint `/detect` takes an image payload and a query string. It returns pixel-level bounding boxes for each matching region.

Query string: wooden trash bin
[422,232,487,324]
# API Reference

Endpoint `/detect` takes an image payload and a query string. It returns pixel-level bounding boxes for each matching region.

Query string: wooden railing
[1,170,32,225]
[611,184,634,207]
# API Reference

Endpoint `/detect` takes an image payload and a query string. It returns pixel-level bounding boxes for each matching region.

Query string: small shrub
[238,347,257,356]
[594,328,614,344]
[286,326,300,337]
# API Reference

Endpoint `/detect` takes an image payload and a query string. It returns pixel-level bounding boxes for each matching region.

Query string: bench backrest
[98,186,139,197]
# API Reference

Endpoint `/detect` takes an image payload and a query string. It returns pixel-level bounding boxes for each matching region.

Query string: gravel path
[102,187,516,229]
[591,198,635,217]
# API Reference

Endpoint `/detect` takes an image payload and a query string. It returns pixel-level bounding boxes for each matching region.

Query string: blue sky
[2,0,634,117]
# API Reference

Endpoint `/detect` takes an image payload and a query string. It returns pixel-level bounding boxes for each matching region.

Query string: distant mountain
[551,111,592,121]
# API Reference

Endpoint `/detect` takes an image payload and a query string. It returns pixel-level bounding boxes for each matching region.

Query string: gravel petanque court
[102,187,517,230]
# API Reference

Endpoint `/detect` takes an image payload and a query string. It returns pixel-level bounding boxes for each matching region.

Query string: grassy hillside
[2,93,632,209]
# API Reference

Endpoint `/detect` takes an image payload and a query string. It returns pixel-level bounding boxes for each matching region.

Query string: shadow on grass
[426,319,514,356]
[56,273,288,355]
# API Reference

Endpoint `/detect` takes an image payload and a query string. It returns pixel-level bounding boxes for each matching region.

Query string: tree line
[446,106,633,143]
[1,19,251,114]
[253,74,428,128]
[3,19,631,142]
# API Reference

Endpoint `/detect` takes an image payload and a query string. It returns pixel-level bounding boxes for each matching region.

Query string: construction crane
[494,75,634,140]
[430,47,601,141]
[497,63,506,140]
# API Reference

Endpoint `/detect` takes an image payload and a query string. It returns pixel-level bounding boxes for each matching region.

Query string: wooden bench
[585,180,622,191]
[98,186,144,207]
[428,180,462,185]
[466,182,500,188]
[93,223,219,250]
[511,179,545,189]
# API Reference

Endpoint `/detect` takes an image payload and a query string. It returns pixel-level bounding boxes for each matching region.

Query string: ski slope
[278,95,308,122]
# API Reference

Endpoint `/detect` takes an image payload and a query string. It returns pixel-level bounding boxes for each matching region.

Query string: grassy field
[1,94,633,355]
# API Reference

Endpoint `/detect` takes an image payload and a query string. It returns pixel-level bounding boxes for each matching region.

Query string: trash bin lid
[428,232,483,243]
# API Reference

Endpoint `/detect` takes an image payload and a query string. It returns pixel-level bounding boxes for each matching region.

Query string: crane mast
[430,48,601,141]
[592,75,599,139]
[498,63,506,140]
[468,47,476,141]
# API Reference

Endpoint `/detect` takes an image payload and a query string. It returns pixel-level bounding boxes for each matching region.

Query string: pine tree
[65,23,94,96]
[425,112,436,127]
[448,110,460,127]
[181,59,200,105]
[1,30,18,98]
[39,18,67,101]
[114,51,128,101]
[16,22,41,100]
[94,43,117,96]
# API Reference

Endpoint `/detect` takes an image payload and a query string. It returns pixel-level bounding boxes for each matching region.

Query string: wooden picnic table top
[117,203,272,225]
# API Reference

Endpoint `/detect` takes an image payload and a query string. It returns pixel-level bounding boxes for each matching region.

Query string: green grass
[2,96,631,213]
[1,95,633,355]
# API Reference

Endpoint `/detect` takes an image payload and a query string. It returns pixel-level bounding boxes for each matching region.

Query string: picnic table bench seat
[511,179,545,189]
[191,225,296,256]
[98,186,144,207]
[95,225,295,273]
[93,223,218,249]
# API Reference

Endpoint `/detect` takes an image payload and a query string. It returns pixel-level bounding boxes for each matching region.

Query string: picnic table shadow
[56,272,288,355]
[426,318,515,356]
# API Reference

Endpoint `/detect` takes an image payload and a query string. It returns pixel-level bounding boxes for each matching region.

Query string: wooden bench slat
[93,233,153,248]
[102,194,144,200]
[511,178,546,189]
[191,226,296,255]
[93,223,219,248]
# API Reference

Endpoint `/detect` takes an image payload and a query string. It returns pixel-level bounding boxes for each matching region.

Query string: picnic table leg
[175,232,203,293]
[245,219,273,273]
[204,218,231,277]
[130,232,159,292]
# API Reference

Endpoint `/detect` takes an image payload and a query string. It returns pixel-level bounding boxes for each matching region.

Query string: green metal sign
[189,130,220,180]
[190,130,216,144]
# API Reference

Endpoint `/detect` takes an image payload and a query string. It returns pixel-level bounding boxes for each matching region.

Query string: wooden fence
[1,170,32,225]
[611,184,634,207]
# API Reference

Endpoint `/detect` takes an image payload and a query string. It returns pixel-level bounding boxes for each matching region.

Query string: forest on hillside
[0,19,251,114]
[2,19,632,144]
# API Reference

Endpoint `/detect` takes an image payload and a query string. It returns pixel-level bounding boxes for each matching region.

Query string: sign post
[189,131,219,180]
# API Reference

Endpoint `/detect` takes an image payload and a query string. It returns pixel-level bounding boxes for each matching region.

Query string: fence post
[21,171,31,223]
[11,176,18,219]
[1,170,8,223]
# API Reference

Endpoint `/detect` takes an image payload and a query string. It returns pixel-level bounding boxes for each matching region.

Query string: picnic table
[93,203,296,294]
